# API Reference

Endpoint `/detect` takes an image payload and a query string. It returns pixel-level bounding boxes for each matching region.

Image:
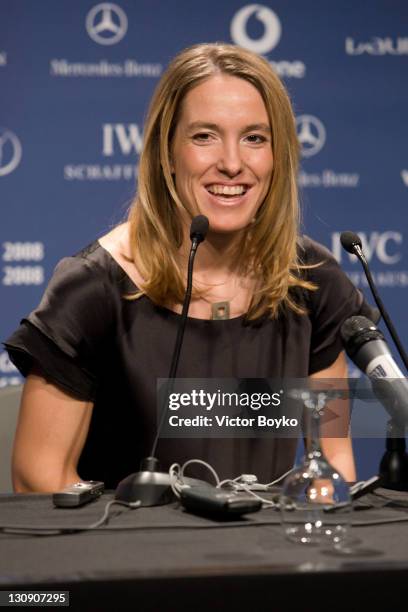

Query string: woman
[5,44,374,492]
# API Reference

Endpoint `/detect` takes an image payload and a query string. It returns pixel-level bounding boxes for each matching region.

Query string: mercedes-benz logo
[86,3,128,46]
[0,128,22,177]
[230,4,281,55]
[296,115,326,158]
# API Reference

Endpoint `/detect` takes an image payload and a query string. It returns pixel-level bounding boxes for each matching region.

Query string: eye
[245,134,268,144]
[192,132,213,143]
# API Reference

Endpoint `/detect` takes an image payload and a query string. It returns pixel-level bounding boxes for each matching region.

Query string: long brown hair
[128,43,315,318]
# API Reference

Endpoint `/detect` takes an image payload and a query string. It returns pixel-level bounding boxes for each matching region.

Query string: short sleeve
[301,237,380,374]
[4,254,114,400]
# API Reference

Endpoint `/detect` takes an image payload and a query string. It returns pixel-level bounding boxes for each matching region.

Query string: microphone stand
[379,418,408,491]
[115,217,208,506]
[351,243,408,371]
[341,233,408,491]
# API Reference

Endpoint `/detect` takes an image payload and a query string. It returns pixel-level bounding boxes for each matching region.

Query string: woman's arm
[12,368,93,493]
[310,351,356,481]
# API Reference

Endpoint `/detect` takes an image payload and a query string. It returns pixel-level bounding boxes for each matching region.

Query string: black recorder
[179,485,262,518]
[52,481,104,508]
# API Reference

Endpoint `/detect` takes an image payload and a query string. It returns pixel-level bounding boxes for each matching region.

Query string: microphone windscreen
[341,316,384,360]
[340,231,362,254]
[341,315,376,344]
[190,215,209,243]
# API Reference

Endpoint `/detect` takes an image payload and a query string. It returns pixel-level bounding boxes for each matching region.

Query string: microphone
[190,214,209,247]
[341,315,408,424]
[115,216,209,506]
[340,230,364,259]
[340,231,408,371]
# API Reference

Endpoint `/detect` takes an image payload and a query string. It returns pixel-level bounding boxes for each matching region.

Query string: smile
[205,184,249,197]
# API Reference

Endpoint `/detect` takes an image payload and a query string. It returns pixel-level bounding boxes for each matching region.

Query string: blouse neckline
[96,239,248,325]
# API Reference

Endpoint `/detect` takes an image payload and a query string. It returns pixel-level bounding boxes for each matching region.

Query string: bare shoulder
[98,222,130,256]
[98,223,144,286]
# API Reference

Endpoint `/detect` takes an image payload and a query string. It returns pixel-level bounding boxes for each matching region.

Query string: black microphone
[341,315,408,424]
[340,230,408,371]
[115,216,209,506]
[190,214,209,246]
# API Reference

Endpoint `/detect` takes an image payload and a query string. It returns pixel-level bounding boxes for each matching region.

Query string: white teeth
[207,185,246,195]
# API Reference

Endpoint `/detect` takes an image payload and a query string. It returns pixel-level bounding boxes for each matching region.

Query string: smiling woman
[170,75,274,235]
[5,43,378,492]
[130,43,303,320]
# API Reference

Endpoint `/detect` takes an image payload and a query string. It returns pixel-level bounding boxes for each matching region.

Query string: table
[1,491,408,611]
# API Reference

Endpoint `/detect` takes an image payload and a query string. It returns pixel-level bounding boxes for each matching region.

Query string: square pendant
[211,301,230,320]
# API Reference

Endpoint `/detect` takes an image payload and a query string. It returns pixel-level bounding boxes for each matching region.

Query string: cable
[0,499,141,536]
[169,463,183,498]
[264,467,296,487]
[179,459,220,486]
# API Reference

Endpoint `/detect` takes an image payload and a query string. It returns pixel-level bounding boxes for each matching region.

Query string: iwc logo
[230,4,281,54]
[86,3,128,46]
[296,115,326,158]
[0,128,22,177]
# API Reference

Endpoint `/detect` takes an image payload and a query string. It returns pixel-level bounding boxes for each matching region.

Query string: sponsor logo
[296,115,326,158]
[0,52,7,66]
[0,352,18,374]
[346,37,408,56]
[0,128,22,177]
[230,4,281,54]
[0,350,21,388]
[63,124,142,181]
[401,170,408,187]
[50,5,161,78]
[86,3,128,46]
[0,351,21,388]
[102,124,143,156]
[50,59,162,78]
[332,231,403,265]
[298,169,359,188]
[296,115,359,188]
[230,4,306,78]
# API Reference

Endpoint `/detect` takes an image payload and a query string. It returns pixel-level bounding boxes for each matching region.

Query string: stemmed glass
[280,388,351,546]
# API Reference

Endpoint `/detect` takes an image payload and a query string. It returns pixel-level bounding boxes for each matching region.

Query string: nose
[216,140,243,177]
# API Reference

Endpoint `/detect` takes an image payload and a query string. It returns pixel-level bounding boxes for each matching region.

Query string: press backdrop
[1,1,407,479]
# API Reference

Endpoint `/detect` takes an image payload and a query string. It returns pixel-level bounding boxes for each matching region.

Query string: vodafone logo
[0,128,22,177]
[230,4,281,54]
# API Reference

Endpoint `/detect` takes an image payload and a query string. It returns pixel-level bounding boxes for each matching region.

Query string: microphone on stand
[339,232,408,492]
[115,215,209,506]
[340,231,408,371]
[341,316,408,424]
[341,315,408,491]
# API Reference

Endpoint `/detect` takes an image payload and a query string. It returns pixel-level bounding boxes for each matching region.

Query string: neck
[182,228,245,282]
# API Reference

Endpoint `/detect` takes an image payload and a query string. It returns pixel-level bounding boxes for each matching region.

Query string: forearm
[12,372,93,493]
[321,435,356,482]
[12,451,81,493]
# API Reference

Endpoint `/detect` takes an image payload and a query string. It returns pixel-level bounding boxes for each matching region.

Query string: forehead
[177,74,269,126]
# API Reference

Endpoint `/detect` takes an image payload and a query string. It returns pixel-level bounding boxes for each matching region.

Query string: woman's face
[170,74,274,235]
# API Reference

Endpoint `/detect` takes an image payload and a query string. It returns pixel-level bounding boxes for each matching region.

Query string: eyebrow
[186,121,271,133]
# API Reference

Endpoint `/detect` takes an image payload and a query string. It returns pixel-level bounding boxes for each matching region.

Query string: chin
[205,219,253,236]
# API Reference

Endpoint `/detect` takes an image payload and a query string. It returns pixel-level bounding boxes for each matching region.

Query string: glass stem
[305,395,325,460]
